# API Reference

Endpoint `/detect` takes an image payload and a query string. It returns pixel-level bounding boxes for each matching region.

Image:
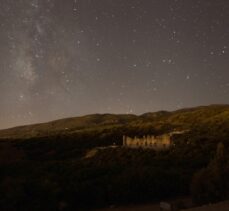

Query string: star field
[0,0,228,129]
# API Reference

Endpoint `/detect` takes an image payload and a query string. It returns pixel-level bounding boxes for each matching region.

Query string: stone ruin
[123,131,186,150]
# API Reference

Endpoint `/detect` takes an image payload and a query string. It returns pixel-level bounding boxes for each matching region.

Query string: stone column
[123,135,126,146]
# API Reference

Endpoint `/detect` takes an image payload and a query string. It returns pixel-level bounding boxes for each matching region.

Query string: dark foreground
[1,105,229,210]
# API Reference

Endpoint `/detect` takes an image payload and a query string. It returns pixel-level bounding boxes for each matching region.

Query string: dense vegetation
[0,105,229,210]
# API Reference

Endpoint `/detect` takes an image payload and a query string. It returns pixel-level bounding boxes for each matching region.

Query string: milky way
[0,0,228,129]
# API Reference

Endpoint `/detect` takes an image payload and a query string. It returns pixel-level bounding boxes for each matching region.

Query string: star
[0,0,228,129]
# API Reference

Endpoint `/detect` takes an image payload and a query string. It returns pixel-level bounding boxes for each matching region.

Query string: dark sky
[0,0,228,129]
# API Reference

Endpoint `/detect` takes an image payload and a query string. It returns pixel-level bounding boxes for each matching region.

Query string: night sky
[0,0,228,129]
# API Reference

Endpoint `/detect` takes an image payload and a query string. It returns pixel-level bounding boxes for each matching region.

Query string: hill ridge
[0,104,229,139]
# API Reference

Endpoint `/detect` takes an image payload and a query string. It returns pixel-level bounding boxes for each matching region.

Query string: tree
[191,142,228,205]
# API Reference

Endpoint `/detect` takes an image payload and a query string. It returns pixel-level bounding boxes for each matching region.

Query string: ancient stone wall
[123,134,171,150]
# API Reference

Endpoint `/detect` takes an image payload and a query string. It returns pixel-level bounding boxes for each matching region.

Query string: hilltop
[1,104,229,140]
[0,113,138,139]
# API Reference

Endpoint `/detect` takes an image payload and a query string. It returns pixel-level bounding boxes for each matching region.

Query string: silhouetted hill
[0,113,137,139]
[0,104,229,139]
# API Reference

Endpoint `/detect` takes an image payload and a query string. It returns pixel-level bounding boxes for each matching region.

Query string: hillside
[1,104,229,140]
[0,114,138,139]
[1,104,229,210]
